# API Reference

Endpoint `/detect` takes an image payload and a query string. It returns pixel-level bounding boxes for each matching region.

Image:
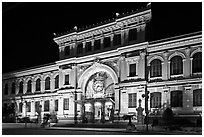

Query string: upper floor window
[64,46,70,56]
[64,98,69,110]
[54,75,59,89]
[150,59,162,77]
[19,81,23,94]
[77,43,83,54]
[113,34,121,46]
[11,82,15,94]
[170,56,183,75]
[104,37,111,48]
[193,52,202,73]
[128,93,137,108]
[150,92,161,108]
[128,28,137,42]
[36,78,41,91]
[45,77,50,90]
[64,74,69,85]
[4,84,8,95]
[44,100,50,111]
[171,90,183,107]
[129,64,136,77]
[193,89,202,106]
[85,41,92,52]
[94,39,101,50]
[27,80,32,93]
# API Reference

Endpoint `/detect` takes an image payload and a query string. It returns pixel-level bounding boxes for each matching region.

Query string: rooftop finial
[116,13,120,17]
[147,2,151,7]
[74,26,77,31]
[53,33,56,36]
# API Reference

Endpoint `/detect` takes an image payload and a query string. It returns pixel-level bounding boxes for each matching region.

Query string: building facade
[2,5,202,124]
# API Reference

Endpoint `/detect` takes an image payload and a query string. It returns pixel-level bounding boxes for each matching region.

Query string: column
[41,80,45,93]
[31,99,35,117]
[59,47,64,59]
[82,41,86,54]
[59,68,63,88]
[22,101,27,117]
[101,100,105,123]
[139,52,146,79]
[81,102,85,123]
[121,29,125,46]
[23,83,27,94]
[167,61,171,79]
[15,81,19,95]
[49,97,54,114]
[91,100,95,123]
[114,87,120,112]
[32,81,36,93]
[58,96,64,117]
[91,39,94,52]
[184,48,191,78]
[162,52,169,80]
[110,34,114,48]
[50,74,54,92]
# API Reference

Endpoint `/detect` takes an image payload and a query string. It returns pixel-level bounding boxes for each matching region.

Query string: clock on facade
[93,80,104,92]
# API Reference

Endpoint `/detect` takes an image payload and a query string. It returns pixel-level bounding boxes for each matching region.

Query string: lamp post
[144,50,149,131]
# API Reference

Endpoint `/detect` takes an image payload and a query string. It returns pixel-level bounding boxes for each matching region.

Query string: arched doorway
[81,71,116,123]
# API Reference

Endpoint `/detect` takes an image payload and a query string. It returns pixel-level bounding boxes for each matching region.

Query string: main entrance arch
[78,62,118,123]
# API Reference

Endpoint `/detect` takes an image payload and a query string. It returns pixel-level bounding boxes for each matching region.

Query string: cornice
[148,34,202,52]
[53,9,151,45]
[3,63,58,80]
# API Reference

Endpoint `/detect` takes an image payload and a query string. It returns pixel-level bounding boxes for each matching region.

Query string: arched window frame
[36,78,41,91]
[11,82,16,94]
[54,75,59,89]
[170,56,183,75]
[27,80,32,93]
[4,83,8,95]
[45,77,51,90]
[192,52,202,73]
[150,59,162,78]
[19,81,24,94]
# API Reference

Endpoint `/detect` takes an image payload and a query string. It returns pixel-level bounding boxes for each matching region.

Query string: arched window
[77,43,83,54]
[11,82,15,94]
[193,89,202,106]
[150,59,162,77]
[171,90,183,107]
[150,92,161,108]
[170,56,183,75]
[36,78,41,91]
[54,75,59,89]
[19,81,23,93]
[45,77,50,90]
[192,52,202,73]
[64,46,70,56]
[4,84,8,95]
[27,80,32,93]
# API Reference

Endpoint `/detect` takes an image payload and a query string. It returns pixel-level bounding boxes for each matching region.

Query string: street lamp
[144,50,150,131]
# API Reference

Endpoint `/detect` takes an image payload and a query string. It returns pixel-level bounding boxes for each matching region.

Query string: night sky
[2,2,202,73]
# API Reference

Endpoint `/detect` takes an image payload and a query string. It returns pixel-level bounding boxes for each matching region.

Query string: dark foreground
[2,127,201,135]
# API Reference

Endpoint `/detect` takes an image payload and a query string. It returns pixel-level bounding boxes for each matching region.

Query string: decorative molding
[190,47,202,57]
[168,51,186,61]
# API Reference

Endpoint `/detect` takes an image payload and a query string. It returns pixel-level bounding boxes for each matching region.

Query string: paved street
[2,123,201,135]
[2,127,185,135]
